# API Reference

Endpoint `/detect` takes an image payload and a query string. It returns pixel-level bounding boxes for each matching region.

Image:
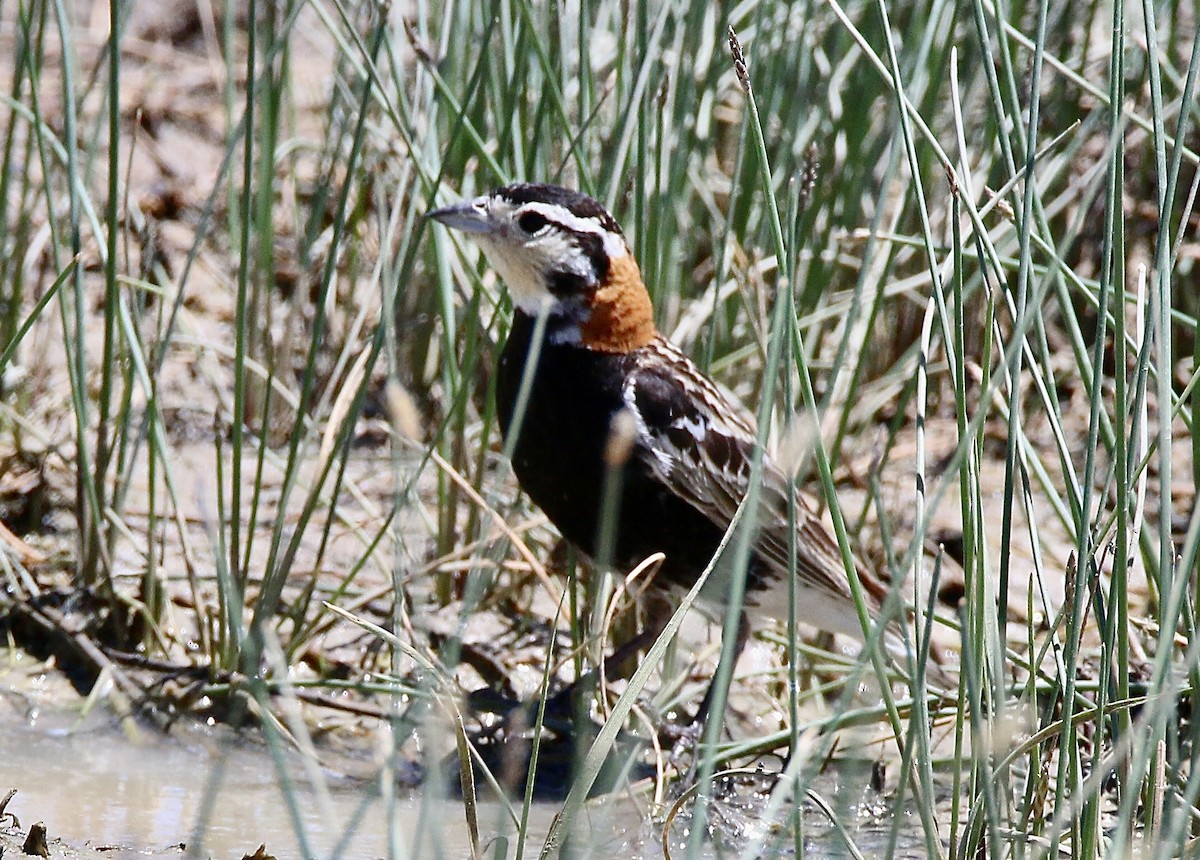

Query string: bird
[427,182,903,720]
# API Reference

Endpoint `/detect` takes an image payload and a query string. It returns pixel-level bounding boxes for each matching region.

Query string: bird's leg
[690,609,751,728]
[545,595,671,719]
[659,610,752,789]
[660,609,751,754]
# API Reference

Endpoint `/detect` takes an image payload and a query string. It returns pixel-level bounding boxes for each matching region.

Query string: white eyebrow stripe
[518,201,630,259]
[601,230,627,258]
[518,202,609,237]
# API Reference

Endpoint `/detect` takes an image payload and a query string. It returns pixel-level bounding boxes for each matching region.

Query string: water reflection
[0,694,498,859]
[0,684,932,859]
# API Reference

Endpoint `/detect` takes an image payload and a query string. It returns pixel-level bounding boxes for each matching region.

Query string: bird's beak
[426,198,493,235]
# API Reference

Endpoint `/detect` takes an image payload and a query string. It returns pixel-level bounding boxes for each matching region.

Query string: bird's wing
[623,337,883,608]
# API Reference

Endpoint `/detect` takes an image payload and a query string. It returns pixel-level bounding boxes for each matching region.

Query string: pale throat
[484,239,657,353]
[509,252,656,353]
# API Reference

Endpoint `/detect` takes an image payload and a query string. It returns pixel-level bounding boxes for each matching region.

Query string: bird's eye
[518,211,550,234]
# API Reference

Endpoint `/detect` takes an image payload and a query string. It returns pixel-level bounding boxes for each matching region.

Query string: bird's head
[428,183,656,352]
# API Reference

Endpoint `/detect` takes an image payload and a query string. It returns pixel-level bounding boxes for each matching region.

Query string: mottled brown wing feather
[626,337,886,609]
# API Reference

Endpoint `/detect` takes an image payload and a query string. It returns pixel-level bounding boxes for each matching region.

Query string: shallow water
[0,702,431,858]
[0,673,557,859]
[0,677,932,859]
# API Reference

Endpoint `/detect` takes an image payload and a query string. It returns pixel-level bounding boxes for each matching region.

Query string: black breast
[496,315,733,590]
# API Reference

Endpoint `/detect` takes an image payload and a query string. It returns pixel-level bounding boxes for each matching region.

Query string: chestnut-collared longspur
[428,183,897,701]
